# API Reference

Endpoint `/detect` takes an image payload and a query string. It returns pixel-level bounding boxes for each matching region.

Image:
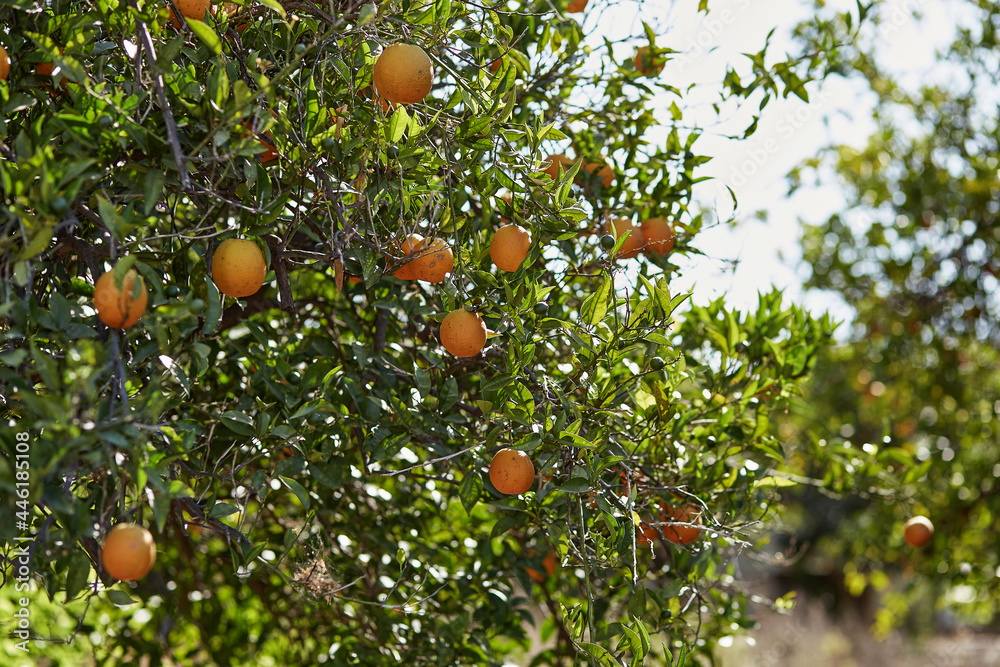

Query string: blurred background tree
[773,0,1000,641]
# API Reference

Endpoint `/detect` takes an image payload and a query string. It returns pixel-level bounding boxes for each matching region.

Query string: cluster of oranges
[91,238,267,330]
[80,7,680,579]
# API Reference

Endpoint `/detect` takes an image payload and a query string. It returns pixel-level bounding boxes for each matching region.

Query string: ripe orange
[634,46,664,76]
[392,233,423,280]
[490,448,535,495]
[258,134,278,162]
[102,523,157,581]
[662,503,703,545]
[542,153,575,180]
[490,225,531,272]
[0,45,9,81]
[640,217,674,255]
[439,308,487,357]
[637,518,658,545]
[567,0,588,12]
[526,552,558,582]
[93,269,149,329]
[903,516,934,547]
[606,217,643,259]
[410,237,453,283]
[37,48,70,87]
[583,161,615,188]
[212,238,267,297]
[169,0,211,28]
[372,43,433,105]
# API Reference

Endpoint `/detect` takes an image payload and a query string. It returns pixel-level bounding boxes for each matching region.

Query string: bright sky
[587,0,964,323]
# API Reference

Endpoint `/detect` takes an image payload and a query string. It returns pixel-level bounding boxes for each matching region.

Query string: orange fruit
[169,0,211,28]
[903,516,934,547]
[583,161,615,188]
[439,308,487,357]
[542,153,575,180]
[606,217,643,259]
[489,448,535,495]
[410,237,453,283]
[525,552,558,582]
[212,238,267,297]
[640,217,674,255]
[542,552,558,577]
[567,0,588,12]
[637,520,658,545]
[0,45,10,81]
[634,46,664,76]
[36,48,71,87]
[662,503,703,545]
[102,523,157,582]
[392,233,423,280]
[372,43,433,105]
[93,269,149,329]
[258,133,278,162]
[490,225,531,272]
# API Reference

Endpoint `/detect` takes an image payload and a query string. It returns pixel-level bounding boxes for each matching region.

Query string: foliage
[781,0,1000,638]
[0,0,849,664]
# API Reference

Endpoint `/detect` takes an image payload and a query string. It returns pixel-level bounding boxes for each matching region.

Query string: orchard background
[1,0,998,665]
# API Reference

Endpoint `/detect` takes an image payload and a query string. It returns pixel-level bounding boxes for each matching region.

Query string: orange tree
[776,0,1000,640]
[0,0,848,664]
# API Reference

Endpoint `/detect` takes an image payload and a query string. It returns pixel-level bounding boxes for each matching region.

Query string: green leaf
[112,256,137,288]
[208,502,240,519]
[577,642,619,667]
[107,590,138,606]
[275,455,305,477]
[459,471,482,515]
[221,410,255,436]
[581,278,612,326]
[558,479,592,494]
[257,0,287,17]
[144,169,165,216]
[97,196,127,240]
[187,19,222,55]
[64,554,91,602]
[15,224,53,261]
[754,475,798,488]
[389,104,409,142]
[280,476,311,510]
[202,275,222,335]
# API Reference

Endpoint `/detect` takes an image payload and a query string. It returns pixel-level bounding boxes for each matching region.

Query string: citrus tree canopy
[0,0,853,663]
[780,0,1000,638]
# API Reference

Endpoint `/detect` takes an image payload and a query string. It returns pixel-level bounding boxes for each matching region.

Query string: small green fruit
[321,137,337,151]
[649,356,665,371]
[294,44,306,55]
[190,299,205,314]
[533,302,549,316]
[50,197,69,214]
[600,234,615,250]
[97,115,113,130]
